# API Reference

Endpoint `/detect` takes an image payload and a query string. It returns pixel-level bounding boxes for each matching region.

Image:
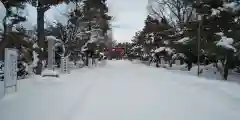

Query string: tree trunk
[169,60,172,67]
[187,60,192,71]
[0,10,9,60]
[223,55,230,80]
[35,5,46,75]
[85,53,89,66]
[168,56,173,68]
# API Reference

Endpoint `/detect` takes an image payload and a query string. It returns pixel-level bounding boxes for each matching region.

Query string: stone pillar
[48,38,55,69]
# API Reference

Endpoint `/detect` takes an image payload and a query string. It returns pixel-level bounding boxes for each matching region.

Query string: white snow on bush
[215,32,224,36]
[154,47,174,55]
[211,8,221,16]
[12,27,19,32]
[154,47,165,53]
[223,2,240,12]
[172,53,186,59]
[179,31,183,34]
[30,51,39,68]
[142,54,148,58]
[32,43,39,48]
[163,40,169,45]
[131,45,142,50]
[176,37,190,44]
[0,61,4,76]
[165,47,174,54]
[216,36,236,51]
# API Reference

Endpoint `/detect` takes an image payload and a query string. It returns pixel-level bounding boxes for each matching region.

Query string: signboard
[61,57,69,73]
[4,48,18,93]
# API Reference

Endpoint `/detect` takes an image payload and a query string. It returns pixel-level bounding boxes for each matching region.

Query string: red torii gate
[108,47,124,58]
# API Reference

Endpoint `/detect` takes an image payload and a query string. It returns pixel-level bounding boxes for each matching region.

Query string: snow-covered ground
[0,60,240,120]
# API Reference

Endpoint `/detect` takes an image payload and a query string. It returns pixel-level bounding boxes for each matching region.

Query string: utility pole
[197,14,201,76]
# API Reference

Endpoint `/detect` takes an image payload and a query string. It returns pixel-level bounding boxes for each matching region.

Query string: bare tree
[148,0,194,28]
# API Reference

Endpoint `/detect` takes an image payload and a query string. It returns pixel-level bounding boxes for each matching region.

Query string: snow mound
[41,69,59,77]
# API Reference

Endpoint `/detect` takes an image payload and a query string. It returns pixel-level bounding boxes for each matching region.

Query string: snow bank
[41,69,59,77]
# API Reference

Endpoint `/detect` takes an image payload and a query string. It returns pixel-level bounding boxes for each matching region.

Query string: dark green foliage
[130,0,240,80]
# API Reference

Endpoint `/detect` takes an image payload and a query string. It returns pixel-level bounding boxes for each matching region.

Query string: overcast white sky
[107,0,148,42]
[0,0,148,42]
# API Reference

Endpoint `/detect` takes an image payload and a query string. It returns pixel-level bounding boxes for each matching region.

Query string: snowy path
[1,60,240,120]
